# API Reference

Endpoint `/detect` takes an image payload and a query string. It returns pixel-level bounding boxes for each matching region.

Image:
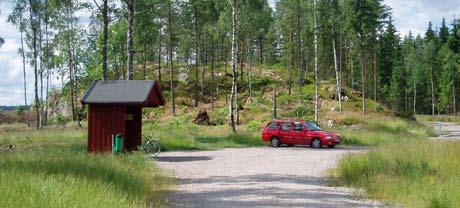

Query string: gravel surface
[157,146,381,208]
[426,122,460,141]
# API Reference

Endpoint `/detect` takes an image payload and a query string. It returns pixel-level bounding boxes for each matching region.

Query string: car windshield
[304,122,322,131]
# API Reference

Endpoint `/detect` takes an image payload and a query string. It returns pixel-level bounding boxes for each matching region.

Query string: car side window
[267,122,279,130]
[294,123,303,131]
[280,122,292,131]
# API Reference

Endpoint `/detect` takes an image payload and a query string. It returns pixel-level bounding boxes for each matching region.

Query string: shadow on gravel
[156,156,212,162]
[276,145,368,151]
[168,174,373,208]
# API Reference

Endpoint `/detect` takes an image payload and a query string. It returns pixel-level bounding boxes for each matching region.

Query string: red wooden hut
[81,80,165,153]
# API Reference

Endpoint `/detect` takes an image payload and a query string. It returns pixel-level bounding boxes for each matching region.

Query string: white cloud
[384,0,460,37]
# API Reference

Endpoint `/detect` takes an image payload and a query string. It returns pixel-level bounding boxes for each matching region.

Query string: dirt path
[157,146,381,208]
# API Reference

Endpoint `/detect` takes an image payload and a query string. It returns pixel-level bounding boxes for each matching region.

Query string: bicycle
[142,134,161,158]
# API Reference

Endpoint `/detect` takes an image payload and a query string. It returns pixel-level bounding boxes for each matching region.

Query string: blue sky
[0,0,459,105]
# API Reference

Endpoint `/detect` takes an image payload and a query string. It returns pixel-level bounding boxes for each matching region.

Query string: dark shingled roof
[81,80,165,106]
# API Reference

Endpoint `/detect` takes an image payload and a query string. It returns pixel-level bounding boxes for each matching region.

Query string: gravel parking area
[157,146,381,208]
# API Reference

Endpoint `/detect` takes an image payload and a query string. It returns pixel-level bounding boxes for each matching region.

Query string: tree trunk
[44,20,49,125]
[247,38,253,101]
[20,26,30,127]
[240,41,244,83]
[211,36,215,109]
[413,78,417,116]
[360,48,366,116]
[158,26,162,81]
[225,44,229,105]
[273,85,277,118]
[39,14,44,128]
[333,30,342,113]
[373,46,377,101]
[167,0,175,116]
[452,69,457,115]
[453,83,457,116]
[126,0,134,80]
[71,36,81,128]
[201,35,207,101]
[288,28,292,95]
[297,0,304,85]
[313,0,319,123]
[29,0,40,129]
[194,7,199,107]
[102,0,108,80]
[230,0,238,132]
[143,41,147,80]
[430,65,435,116]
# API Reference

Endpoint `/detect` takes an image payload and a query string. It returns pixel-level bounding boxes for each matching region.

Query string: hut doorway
[125,107,142,151]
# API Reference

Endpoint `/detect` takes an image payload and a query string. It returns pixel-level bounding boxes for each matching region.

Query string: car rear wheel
[271,137,281,147]
[311,138,322,149]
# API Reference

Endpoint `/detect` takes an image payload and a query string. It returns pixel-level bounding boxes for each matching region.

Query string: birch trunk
[126,0,134,80]
[313,0,319,122]
[333,31,342,113]
[102,0,108,80]
[194,7,199,107]
[20,24,30,127]
[29,0,40,129]
[230,0,238,132]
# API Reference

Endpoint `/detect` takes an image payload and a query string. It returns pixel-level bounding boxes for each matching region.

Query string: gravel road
[426,122,460,141]
[157,146,381,208]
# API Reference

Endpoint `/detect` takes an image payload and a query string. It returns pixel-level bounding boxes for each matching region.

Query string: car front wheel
[311,138,322,149]
[271,137,281,147]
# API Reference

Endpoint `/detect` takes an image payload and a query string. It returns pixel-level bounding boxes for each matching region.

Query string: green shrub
[55,113,69,126]
[246,120,264,132]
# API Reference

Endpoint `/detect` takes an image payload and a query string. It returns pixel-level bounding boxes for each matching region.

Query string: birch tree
[230,0,238,132]
[313,0,319,122]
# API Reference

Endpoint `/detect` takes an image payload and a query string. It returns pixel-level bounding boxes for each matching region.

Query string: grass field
[416,115,460,124]
[331,115,435,145]
[143,116,264,151]
[335,141,460,207]
[0,109,439,207]
[0,124,170,208]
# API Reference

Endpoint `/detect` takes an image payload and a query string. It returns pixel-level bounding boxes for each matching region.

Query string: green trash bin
[112,134,123,154]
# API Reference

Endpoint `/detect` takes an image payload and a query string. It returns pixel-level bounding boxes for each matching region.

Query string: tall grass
[0,124,170,208]
[143,117,265,151]
[335,141,460,207]
[416,115,460,124]
[333,116,435,145]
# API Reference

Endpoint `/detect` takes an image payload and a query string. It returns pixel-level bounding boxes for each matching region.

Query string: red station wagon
[262,119,341,148]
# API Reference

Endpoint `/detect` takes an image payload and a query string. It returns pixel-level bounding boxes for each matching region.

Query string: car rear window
[266,122,279,130]
[280,122,292,131]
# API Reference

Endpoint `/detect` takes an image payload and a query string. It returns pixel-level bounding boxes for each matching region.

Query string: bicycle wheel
[144,140,161,158]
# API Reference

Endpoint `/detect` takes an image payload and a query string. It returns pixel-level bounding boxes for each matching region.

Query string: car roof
[270,118,307,123]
